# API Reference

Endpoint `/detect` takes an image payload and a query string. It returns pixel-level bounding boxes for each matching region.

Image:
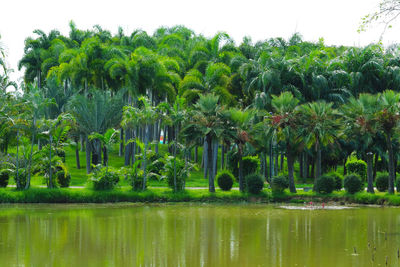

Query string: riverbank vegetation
[2,23,400,203]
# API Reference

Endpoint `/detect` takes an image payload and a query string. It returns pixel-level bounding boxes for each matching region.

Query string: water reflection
[0,204,400,267]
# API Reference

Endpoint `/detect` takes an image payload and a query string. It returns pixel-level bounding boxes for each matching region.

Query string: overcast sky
[1,0,398,83]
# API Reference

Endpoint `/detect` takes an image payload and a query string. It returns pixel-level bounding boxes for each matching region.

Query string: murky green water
[0,203,400,267]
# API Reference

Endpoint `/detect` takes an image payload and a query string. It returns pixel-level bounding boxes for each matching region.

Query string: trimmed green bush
[242,156,259,177]
[0,170,9,188]
[56,170,71,188]
[344,174,364,194]
[327,171,343,191]
[216,170,234,191]
[245,173,264,194]
[346,159,367,181]
[90,167,119,190]
[314,175,335,194]
[270,175,289,193]
[376,172,389,192]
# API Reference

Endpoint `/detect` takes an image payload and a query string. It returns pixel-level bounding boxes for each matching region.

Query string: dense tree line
[2,22,400,194]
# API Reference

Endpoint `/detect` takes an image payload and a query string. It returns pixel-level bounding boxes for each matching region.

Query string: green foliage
[271,175,289,193]
[14,171,27,190]
[146,151,165,178]
[314,175,335,194]
[216,170,234,191]
[396,177,400,193]
[56,170,71,188]
[90,165,120,190]
[344,174,364,194]
[245,173,264,194]
[327,171,343,190]
[376,172,389,192]
[346,159,367,181]
[131,170,146,191]
[162,156,193,191]
[226,149,239,178]
[242,156,259,178]
[0,170,9,188]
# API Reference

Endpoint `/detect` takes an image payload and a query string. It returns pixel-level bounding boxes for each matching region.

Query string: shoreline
[0,187,399,206]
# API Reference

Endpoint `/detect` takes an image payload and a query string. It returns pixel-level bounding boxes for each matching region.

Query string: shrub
[0,170,9,187]
[346,159,367,181]
[396,177,400,193]
[245,173,264,194]
[55,148,66,163]
[131,171,146,191]
[162,156,193,191]
[56,170,71,188]
[147,151,165,177]
[344,174,364,194]
[14,171,27,190]
[314,175,335,194]
[216,170,234,191]
[90,167,119,190]
[375,172,389,192]
[270,175,289,193]
[327,171,343,191]
[242,156,259,177]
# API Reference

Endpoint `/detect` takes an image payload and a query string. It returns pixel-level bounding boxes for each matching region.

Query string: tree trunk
[207,135,215,192]
[315,140,321,184]
[299,153,303,179]
[373,153,378,180]
[343,157,347,175]
[221,145,225,170]
[287,148,296,193]
[173,125,178,191]
[280,153,284,171]
[194,146,198,163]
[203,139,208,179]
[124,128,131,166]
[386,133,395,194]
[25,119,36,190]
[119,128,124,157]
[103,146,108,167]
[16,130,20,189]
[143,124,149,191]
[213,141,218,177]
[48,134,53,188]
[366,152,374,193]
[75,137,80,169]
[269,142,274,180]
[238,145,244,192]
[85,136,91,174]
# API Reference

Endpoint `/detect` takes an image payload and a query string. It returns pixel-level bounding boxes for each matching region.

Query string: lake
[0,203,399,266]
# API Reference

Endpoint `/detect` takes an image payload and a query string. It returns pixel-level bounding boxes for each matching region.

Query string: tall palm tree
[224,108,256,192]
[341,94,379,193]
[182,94,225,192]
[376,90,400,194]
[298,101,342,183]
[266,92,301,193]
[67,90,123,173]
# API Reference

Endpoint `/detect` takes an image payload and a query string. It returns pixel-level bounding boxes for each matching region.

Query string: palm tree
[266,92,301,193]
[67,90,123,173]
[376,90,400,194]
[341,94,379,193]
[23,85,56,189]
[298,101,342,184]
[223,108,256,192]
[122,96,159,190]
[89,128,119,172]
[182,94,225,192]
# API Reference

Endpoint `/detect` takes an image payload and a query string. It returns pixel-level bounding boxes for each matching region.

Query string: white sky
[1,0,399,83]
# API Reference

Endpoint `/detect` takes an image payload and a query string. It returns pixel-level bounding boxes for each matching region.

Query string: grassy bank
[1,187,400,206]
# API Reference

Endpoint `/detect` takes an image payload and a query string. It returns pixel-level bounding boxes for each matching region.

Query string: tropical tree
[341,94,379,193]
[89,128,119,172]
[376,90,400,194]
[224,108,256,192]
[266,92,301,193]
[298,101,342,184]
[182,94,225,192]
